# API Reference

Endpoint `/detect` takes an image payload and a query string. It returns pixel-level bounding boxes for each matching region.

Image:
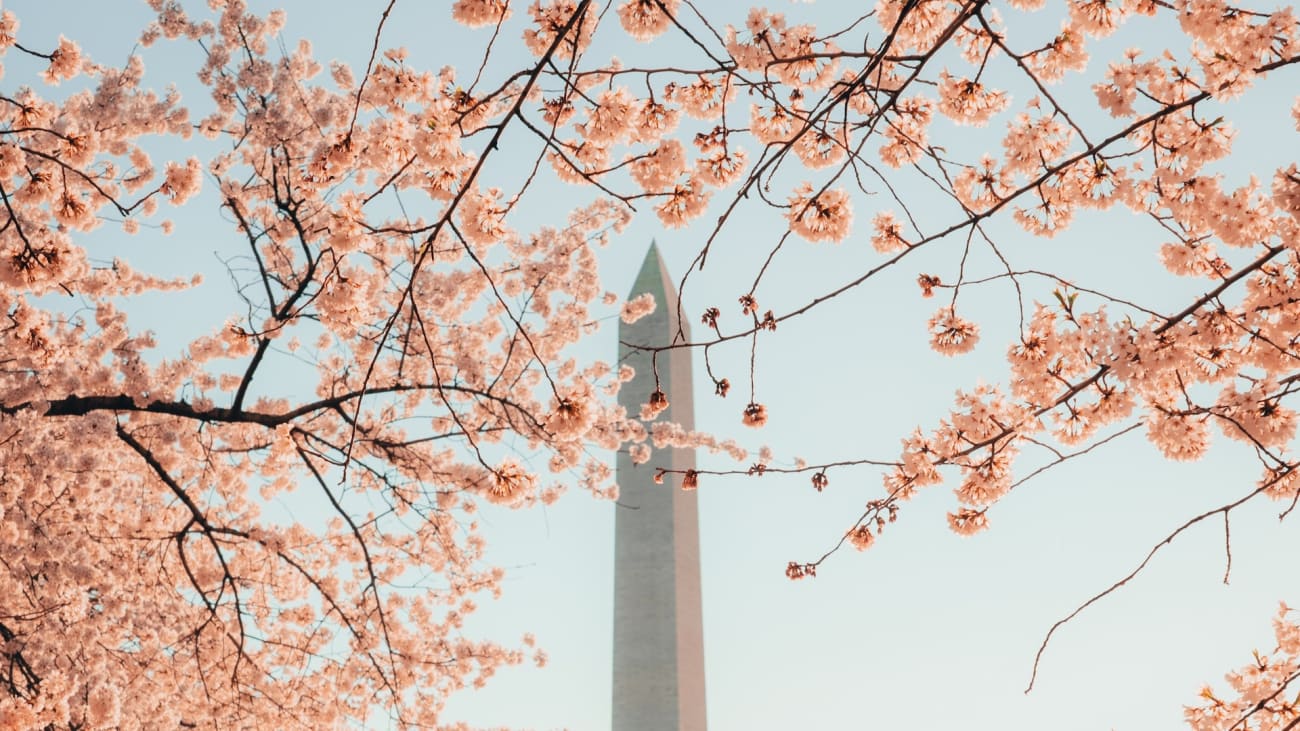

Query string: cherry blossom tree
[1,0,1298,728]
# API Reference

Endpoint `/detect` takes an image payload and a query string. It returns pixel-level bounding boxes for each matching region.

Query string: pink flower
[487,459,537,505]
[547,396,592,438]
[1215,385,1297,449]
[879,97,933,168]
[681,469,699,490]
[641,389,669,420]
[1259,466,1300,502]
[694,147,748,187]
[523,1,596,60]
[87,684,122,728]
[954,155,1014,211]
[786,183,852,243]
[655,179,711,227]
[162,157,203,205]
[1146,409,1210,461]
[1069,0,1126,37]
[917,274,941,298]
[937,72,1009,127]
[1003,112,1072,175]
[628,443,651,465]
[870,211,908,253]
[549,139,610,183]
[452,0,511,27]
[955,453,1014,506]
[629,139,687,192]
[848,524,875,550]
[750,103,799,145]
[629,101,680,143]
[1274,164,1300,221]
[793,125,848,169]
[620,293,657,324]
[947,508,990,536]
[0,11,18,53]
[666,74,733,120]
[617,0,679,41]
[927,307,980,356]
[579,88,638,145]
[42,36,82,84]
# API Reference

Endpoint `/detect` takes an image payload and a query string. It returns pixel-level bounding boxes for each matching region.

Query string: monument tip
[630,239,674,300]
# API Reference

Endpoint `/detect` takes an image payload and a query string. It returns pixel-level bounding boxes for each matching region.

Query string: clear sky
[9,1,1300,729]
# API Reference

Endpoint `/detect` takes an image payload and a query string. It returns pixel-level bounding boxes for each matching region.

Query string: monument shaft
[612,244,706,731]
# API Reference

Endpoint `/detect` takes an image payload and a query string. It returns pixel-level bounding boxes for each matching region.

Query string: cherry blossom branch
[1025,472,1285,693]
[10,382,544,431]
[797,230,1290,570]
[115,423,252,682]
[343,0,593,470]
[643,55,1300,362]
[346,0,398,139]
[292,438,400,693]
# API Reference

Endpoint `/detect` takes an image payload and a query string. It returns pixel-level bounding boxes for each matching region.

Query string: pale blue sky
[9,1,1300,729]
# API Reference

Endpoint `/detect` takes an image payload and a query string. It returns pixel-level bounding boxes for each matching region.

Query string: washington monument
[612,243,707,730]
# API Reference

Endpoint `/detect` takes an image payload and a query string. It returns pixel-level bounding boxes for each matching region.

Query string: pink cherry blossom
[617,0,679,41]
[928,306,981,356]
[3,1,1300,727]
[786,182,852,243]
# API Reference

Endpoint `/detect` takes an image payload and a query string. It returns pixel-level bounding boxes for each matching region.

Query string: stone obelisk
[612,243,706,730]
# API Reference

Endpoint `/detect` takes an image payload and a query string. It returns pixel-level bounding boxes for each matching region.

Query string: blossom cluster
[2,0,1298,727]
